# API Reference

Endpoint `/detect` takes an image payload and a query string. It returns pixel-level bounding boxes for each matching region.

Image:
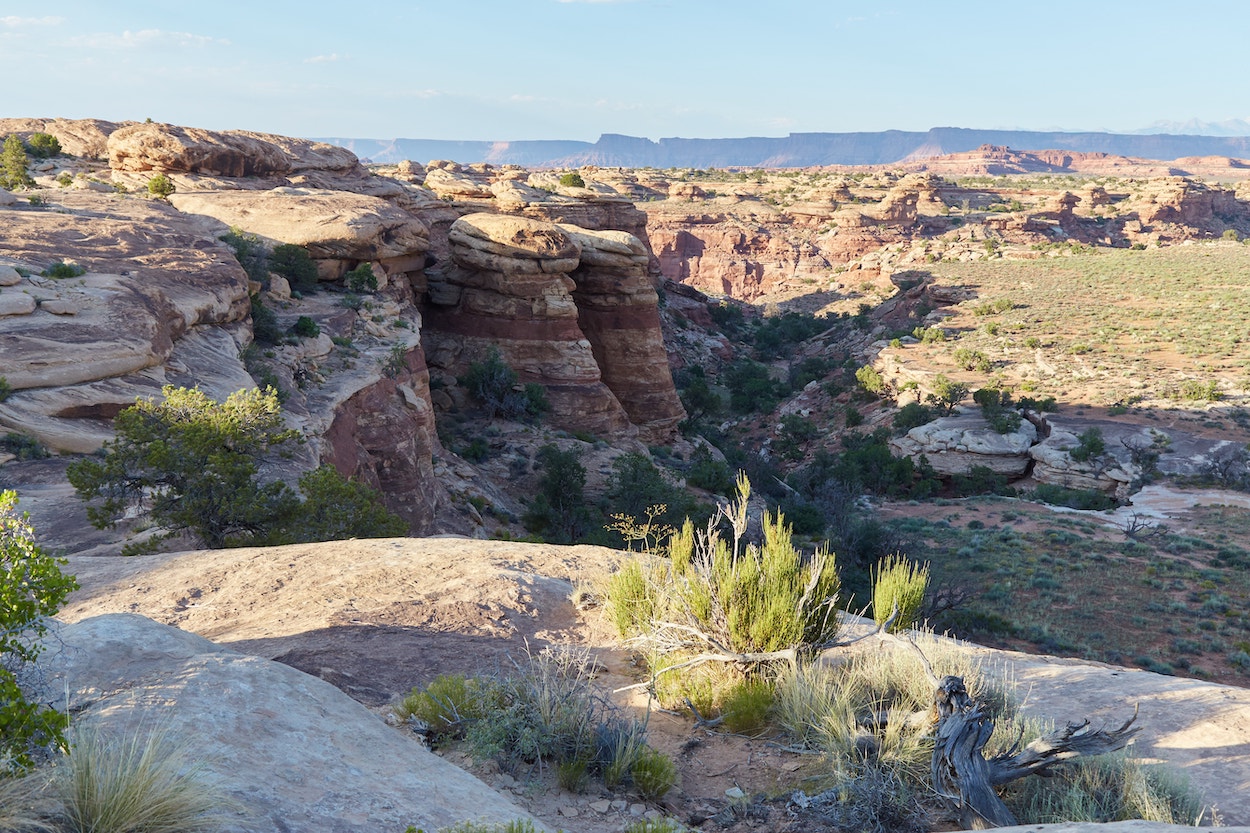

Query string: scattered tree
[1,490,77,771]
[146,173,175,199]
[1,134,34,190]
[523,445,591,544]
[24,132,60,159]
[269,243,319,294]
[559,171,586,188]
[927,374,968,415]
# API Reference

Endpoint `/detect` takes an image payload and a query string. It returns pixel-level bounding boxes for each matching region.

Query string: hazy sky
[3,1,1248,141]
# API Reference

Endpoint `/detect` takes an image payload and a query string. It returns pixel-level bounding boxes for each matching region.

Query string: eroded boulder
[890,411,1037,476]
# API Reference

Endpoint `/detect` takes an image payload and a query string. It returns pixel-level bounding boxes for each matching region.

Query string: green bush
[0,433,49,461]
[604,453,699,535]
[1,491,77,772]
[753,311,828,359]
[855,365,886,395]
[219,227,268,284]
[56,172,73,187]
[1068,427,1106,462]
[952,347,992,372]
[774,414,819,462]
[249,296,283,346]
[893,402,935,433]
[558,172,586,188]
[394,674,486,740]
[24,132,60,159]
[461,349,548,422]
[146,173,175,199]
[0,376,10,403]
[720,678,775,735]
[685,444,734,495]
[725,359,780,413]
[974,387,1022,434]
[67,386,405,550]
[1030,483,1117,511]
[630,747,677,800]
[872,554,929,632]
[345,263,377,293]
[42,261,86,279]
[1,134,34,190]
[523,445,591,544]
[291,316,320,338]
[269,243,319,295]
[927,374,968,415]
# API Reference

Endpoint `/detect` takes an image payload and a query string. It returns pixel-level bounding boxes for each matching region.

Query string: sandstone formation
[889,411,1038,476]
[425,213,636,438]
[560,224,686,442]
[41,614,543,833]
[1029,419,1149,499]
[108,122,360,177]
[0,117,121,158]
[0,193,251,452]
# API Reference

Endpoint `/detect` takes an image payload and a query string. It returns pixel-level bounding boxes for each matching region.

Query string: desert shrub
[927,374,967,415]
[42,261,85,279]
[835,429,937,499]
[1068,427,1106,462]
[461,348,548,422]
[788,356,833,389]
[606,476,841,657]
[676,367,724,427]
[0,433,49,461]
[0,377,11,403]
[1177,379,1221,402]
[56,172,73,187]
[1,491,77,772]
[871,554,929,632]
[630,747,677,800]
[719,678,775,735]
[971,298,1016,316]
[774,414,819,462]
[1,134,34,189]
[290,315,320,338]
[291,465,407,542]
[67,386,404,549]
[522,445,591,544]
[952,465,1015,497]
[725,359,780,413]
[24,133,60,159]
[56,723,233,833]
[268,243,319,295]
[1017,394,1057,412]
[844,405,865,427]
[685,444,734,495]
[558,171,586,188]
[974,387,1022,434]
[249,296,283,346]
[892,402,935,434]
[753,311,827,359]
[146,173,175,199]
[952,347,992,372]
[708,301,746,335]
[1030,483,1117,511]
[604,453,699,534]
[394,674,486,740]
[344,263,377,293]
[913,325,946,343]
[1003,751,1205,825]
[219,228,268,284]
[855,364,886,395]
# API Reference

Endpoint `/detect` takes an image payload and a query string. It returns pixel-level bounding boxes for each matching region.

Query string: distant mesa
[319,127,1250,168]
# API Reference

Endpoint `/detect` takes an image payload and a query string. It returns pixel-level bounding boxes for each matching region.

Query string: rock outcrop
[41,614,543,833]
[108,122,361,178]
[889,411,1038,476]
[425,213,637,438]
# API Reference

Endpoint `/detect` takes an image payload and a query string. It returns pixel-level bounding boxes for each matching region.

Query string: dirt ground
[58,535,1250,830]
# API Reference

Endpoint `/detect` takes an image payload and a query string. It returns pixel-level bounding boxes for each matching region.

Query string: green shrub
[927,374,968,415]
[24,133,61,159]
[974,387,1022,434]
[249,296,283,346]
[292,465,407,541]
[952,347,992,372]
[604,453,699,536]
[872,554,929,632]
[42,261,86,279]
[725,359,780,413]
[1,491,77,772]
[56,172,73,187]
[461,349,547,422]
[558,172,586,188]
[219,228,268,284]
[394,674,485,740]
[291,316,320,338]
[269,243,319,295]
[1068,427,1106,462]
[523,445,591,544]
[1177,379,1221,402]
[1030,483,1117,511]
[685,445,734,495]
[893,402,935,433]
[1,134,34,190]
[0,377,10,403]
[855,364,886,395]
[0,433,50,461]
[720,678,775,735]
[146,173,175,199]
[345,263,377,293]
[630,747,677,800]
[844,405,865,427]
[774,414,819,462]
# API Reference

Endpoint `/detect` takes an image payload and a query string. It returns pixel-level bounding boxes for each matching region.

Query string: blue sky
[3,1,1248,141]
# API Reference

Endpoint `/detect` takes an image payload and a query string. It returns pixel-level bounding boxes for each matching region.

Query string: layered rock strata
[424,213,636,439]
[889,411,1038,476]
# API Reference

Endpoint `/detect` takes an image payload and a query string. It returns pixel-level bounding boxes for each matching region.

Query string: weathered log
[930,674,1140,829]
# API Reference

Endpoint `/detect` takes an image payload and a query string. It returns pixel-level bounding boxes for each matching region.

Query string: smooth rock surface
[41,614,545,833]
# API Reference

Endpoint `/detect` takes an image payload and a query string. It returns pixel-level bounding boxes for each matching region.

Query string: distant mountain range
[319,126,1250,169]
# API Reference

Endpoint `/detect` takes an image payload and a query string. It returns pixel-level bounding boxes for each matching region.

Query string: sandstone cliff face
[108,123,361,177]
[424,213,638,439]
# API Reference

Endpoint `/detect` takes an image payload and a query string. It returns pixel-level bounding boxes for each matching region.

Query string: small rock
[589,799,612,814]
[643,809,662,820]
[725,787,746,800]
[495,773,516,788]
[629,803,646,816]
[0,266,22,286]
[610,799,628,811]
[558,805,579,818]
[40,298,79,316]
[0,292,37,317]
[781,760,803,772]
